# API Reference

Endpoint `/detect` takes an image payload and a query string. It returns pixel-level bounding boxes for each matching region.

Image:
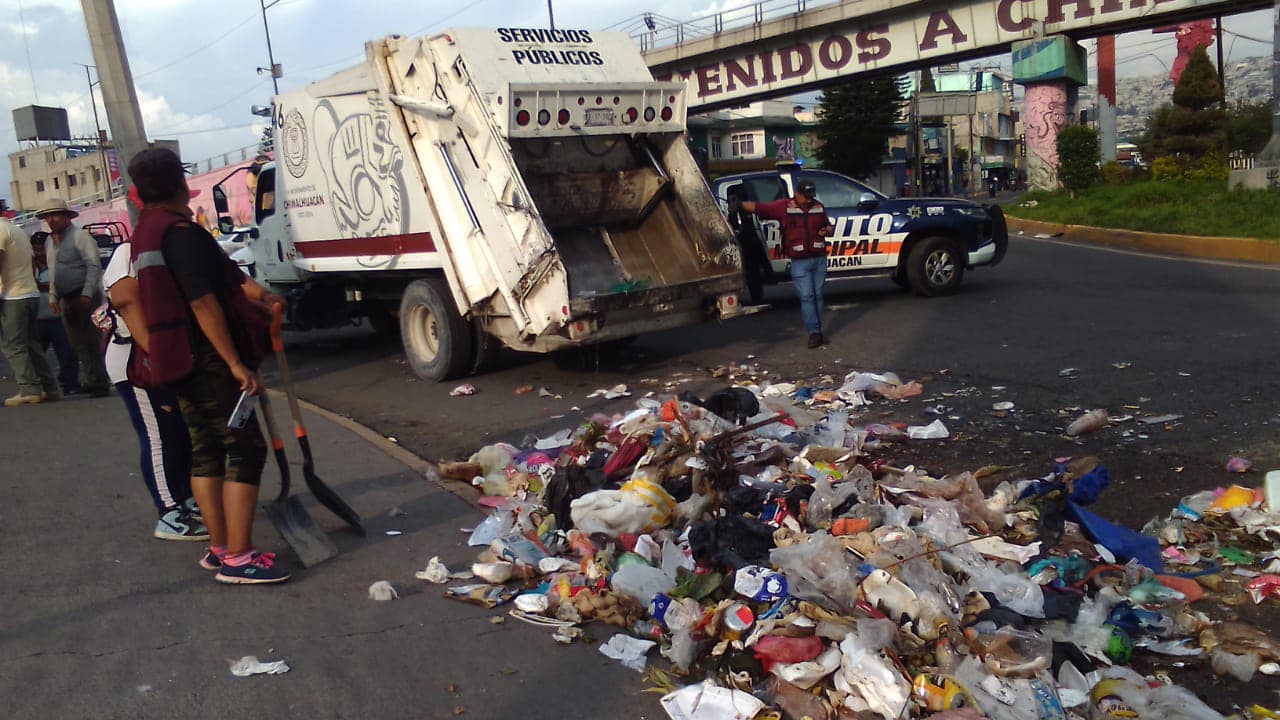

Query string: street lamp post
[74,62,113,202]
[258,0,282,96]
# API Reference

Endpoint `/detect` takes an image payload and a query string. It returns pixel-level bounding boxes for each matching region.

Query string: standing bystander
[29,231,81,395]
[38,199,110,397]
[128,148,289,584]
[0,218,60,405]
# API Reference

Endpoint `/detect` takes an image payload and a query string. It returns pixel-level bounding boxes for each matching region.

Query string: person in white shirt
[0,218,59,405]
[101,242,207,541]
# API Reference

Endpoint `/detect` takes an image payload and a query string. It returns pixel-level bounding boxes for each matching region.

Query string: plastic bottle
[1266,470,1280,513]
[1066,409,1110,437]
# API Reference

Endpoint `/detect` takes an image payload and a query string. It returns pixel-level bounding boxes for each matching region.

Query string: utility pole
[80,0,147,224]
[1097,36,1117,162]
[1215,17,1226,107]
[547,0,555,30]
[259,0,282,95]
[945,120,954,196]
[74,62,113,202]
[1259,0,1280,164]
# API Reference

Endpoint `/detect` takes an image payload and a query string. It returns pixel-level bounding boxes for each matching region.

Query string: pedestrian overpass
[630,0,1271,112]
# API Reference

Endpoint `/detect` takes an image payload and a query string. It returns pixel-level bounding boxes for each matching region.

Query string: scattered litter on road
[1139,414,1184,425]
[420,362,1280,719]
[387,506,407,517]
[415,556,453,583]
[450,384,478,397]
[537,387,562,399]
[384,530,403,536]
[1226,456,1254,474]
[368,580,399,601]
[229,656,290,677]
[588,384,632,399]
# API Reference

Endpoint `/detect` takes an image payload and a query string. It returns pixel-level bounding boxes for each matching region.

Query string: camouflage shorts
[175,348,266,485]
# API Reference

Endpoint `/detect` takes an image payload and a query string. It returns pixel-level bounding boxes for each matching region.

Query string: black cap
[796,180,816,196]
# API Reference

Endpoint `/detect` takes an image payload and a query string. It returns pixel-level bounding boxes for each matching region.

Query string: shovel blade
[263,496,339,568]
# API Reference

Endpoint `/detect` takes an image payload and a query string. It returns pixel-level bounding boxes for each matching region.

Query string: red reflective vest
[753,198,833,259]
[129,207,193,388]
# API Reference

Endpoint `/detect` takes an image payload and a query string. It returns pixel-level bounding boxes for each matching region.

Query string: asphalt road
[271,231,1280,710]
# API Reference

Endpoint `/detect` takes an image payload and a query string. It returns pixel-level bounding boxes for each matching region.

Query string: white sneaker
[4,392,44,407]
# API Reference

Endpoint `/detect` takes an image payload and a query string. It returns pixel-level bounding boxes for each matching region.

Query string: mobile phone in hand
[228,390,256,429]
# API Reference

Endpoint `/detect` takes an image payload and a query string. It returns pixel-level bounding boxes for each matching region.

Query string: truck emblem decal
[907,205,922,219]
[312,95,408,240]
[282,110,309,179]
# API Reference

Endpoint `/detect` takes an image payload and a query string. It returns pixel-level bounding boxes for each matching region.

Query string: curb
[286,391,482,506]
[1005,215,1280,265]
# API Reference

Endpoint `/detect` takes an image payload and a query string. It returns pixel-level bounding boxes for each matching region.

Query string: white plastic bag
[598,633,656,672]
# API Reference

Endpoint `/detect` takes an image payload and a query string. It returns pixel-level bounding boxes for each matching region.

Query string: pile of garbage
[424,369,1280,719]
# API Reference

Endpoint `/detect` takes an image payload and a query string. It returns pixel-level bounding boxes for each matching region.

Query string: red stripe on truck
[293,232,436,258]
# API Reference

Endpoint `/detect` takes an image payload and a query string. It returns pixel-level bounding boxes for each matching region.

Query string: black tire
[398,278,474,381]
[890,268,909,289]
[905,236,965,297]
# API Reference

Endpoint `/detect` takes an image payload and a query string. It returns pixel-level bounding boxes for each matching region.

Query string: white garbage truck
[212,27,743,380]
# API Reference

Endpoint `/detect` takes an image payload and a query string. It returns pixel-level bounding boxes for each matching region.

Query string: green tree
[1142,47,1226,167]
[1058,124,1100,192]
[816,74,908,179]
[258,125,274,156]
[1227,99,1272,155]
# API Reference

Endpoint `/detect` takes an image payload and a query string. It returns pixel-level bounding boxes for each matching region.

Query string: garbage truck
[212,27,743,381]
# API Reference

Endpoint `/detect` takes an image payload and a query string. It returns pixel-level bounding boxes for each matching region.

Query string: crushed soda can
[734,565,789,602]
[911,674,976,711]
[722,603,754,640]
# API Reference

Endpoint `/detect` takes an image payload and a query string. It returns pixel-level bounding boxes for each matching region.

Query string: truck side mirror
[857,192,879,210]
[212,184,229,215]
[218,215,234,234]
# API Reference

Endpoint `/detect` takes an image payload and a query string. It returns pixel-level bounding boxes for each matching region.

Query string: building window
[53,177,60,190]
[709,134,723,159]
[68,174,77,188]
[45,150,55,163]
[730,132,756,158]
[18,156,26,169]
[36,180,45,193]
[92,167,101,183]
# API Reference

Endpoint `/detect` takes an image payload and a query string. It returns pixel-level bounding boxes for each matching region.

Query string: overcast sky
[0,0,1272,199]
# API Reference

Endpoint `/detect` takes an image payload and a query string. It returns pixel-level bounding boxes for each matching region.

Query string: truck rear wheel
[905,236,965,297]
[399,278,474,381]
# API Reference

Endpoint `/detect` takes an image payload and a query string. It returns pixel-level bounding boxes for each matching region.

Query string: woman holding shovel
[127,148,289,585]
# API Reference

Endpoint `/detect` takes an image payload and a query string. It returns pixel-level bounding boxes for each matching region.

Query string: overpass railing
[619,0,842,53]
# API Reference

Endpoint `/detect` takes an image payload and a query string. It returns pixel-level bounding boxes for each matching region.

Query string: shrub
[1058,125,1101,191]
[1100,161,1134,185]
[1151,156,1183,182]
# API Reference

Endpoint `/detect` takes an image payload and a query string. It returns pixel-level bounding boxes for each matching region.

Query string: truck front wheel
[905,236,965,297]
[399,278,474,381]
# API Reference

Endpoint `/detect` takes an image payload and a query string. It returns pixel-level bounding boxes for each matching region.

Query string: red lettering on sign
[1047,0,1094,23]
[818,35,853,71]
[760,50,778,83]
[856,24,891,63]
[779,44,813,80]
[919,11,968,51]
[695,64,723,97]
[997,0,1035,31]
[724,56,759,91]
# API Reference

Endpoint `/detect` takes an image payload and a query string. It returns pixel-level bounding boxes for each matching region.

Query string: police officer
[740,179,833,348]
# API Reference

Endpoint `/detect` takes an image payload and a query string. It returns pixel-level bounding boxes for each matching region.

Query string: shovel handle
[270,302,309,439]
[258,393,291,502]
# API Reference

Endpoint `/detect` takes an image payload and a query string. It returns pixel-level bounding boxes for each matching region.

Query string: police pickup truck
[712,168,1007,301]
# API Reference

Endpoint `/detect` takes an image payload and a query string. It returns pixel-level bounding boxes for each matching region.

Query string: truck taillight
[643,107,655,122]
[624,107,638,124]
[516,110,530,126]
[661,107,673,122]
[558,109,570,125]
[537,109,551,126]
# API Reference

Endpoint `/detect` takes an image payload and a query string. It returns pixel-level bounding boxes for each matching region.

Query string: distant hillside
[1076,54,1271,139]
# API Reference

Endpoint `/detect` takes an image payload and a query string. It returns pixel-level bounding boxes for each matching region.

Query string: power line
[1224,29,1271,44]
[409,0,493,36]
[16,0,38,101]
[132,12,260,80]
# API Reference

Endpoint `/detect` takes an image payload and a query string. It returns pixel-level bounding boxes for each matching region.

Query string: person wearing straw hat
[37,198,110,397]
[0,217,60,405]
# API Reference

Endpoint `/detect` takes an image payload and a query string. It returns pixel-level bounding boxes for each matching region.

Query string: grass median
[1010,180,1280,241]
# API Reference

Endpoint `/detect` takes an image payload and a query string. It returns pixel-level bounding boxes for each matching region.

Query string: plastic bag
[832,633,910,720]
[772,644,842,689]
[610,563,674,606]
[907,419,950,439]
[964,561,1045,618]
[753,635,825,671]
[598,633,656,672]
[808,409,848,449]
[660,682,765,720]
[367,580,398,601]
[807,473,860,528]
[571,477,676,536]
[769,532,863,610]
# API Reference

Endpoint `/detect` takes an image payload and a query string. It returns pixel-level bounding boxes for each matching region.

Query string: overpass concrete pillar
[1012,37,1089,192]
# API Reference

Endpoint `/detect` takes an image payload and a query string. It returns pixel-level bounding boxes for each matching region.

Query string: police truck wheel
[905,236,964,297]
[399,278,474,381]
